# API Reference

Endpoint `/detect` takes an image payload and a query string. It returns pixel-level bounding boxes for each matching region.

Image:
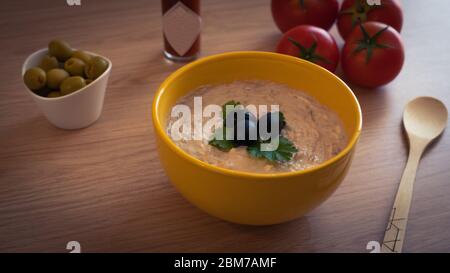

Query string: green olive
[24,67,47,91]
[72,50,92,64]
[60,76,86,95]
[47,91,62,98]
[46,68,69,89]
[48,39,73,62]
[39,55,59,71]
[64,57,86,77]
[85,56,108,80]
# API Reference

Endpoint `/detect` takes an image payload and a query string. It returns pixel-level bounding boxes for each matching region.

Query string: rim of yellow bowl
[152,51,362,179]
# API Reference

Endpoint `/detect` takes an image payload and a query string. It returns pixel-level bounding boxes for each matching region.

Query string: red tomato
[271,0,339,33]
[341,22,404,88]
[276,25,339,72]
[337,0,403,40]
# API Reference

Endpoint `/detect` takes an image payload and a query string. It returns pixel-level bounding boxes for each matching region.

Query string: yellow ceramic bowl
[152,51,362,225]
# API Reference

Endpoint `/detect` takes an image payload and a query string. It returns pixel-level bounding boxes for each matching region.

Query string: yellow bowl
[152,51,362,225]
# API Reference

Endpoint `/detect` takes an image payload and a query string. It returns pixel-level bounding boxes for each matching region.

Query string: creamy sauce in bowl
[167,80,348,173]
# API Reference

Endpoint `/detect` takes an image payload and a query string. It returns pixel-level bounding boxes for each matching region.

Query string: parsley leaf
[278,112,286,130]
[247,136,298,162]
[208,100,241,152]
[208,127,236,152]
[222,100,241,120]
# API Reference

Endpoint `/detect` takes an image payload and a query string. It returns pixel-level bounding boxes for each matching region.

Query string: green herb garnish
[209,101,298,162]
[208,100,242,151]
[247,136,298,162]
[208,127,236,152]
[278,112,286,130]
[222,100,241,120]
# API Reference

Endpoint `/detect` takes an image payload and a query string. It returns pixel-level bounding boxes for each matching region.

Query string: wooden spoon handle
[381,142,425,253]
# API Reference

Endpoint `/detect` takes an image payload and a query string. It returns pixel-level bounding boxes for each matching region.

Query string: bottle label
[163,2,201,56]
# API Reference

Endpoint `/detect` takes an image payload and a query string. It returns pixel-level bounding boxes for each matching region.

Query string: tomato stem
[288,37,332,65]
[339,0,381,28]
[298,0,305,9]
[353,24,392,64]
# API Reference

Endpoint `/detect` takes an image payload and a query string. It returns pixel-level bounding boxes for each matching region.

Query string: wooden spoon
[381,97,448,253]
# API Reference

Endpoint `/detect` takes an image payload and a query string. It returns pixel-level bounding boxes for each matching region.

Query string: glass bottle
[162,0,201,62]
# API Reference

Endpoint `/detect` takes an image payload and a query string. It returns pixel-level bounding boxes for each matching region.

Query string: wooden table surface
[1,0,449,253]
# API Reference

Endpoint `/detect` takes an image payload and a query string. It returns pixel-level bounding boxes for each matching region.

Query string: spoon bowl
[403,97,448,140]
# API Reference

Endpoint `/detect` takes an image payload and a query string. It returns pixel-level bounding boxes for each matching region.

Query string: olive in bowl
[64,57,86,77]
[46,68,69,90]
[22,43,112,129]
[48,39,73,62]
[39,55,59,72]
[85,56,109,80]
[23,40,109,99]
[23,67,47,91]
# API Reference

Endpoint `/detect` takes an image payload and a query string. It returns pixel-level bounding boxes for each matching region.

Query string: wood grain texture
[0,0,449,253]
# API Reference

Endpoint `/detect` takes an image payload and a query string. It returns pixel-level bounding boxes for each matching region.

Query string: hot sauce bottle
[162,0,201,62]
